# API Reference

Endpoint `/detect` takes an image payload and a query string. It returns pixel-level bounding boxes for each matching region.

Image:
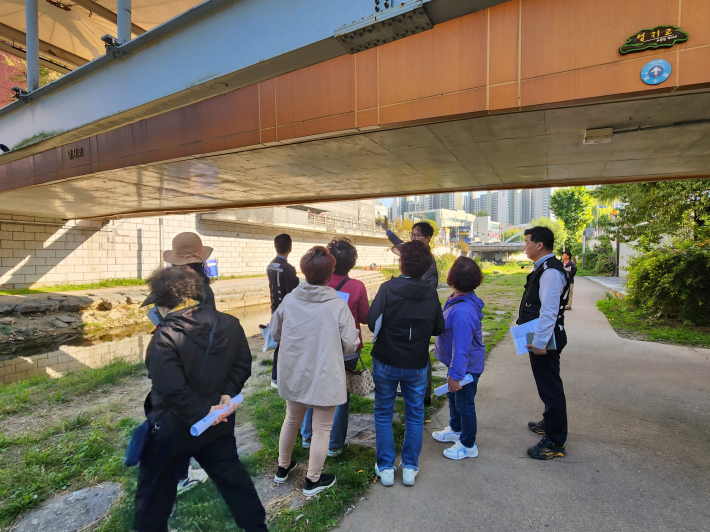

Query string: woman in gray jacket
[269,246,360,496]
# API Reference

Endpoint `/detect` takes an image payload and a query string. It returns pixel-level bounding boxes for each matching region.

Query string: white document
[372,314,383,341]
[510,319,540,355]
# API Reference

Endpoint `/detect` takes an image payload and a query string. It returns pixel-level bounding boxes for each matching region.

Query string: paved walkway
[336,278,710,532]
[585,275,627,295]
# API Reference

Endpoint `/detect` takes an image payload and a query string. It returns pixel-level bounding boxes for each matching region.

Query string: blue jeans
[301,396,350,451]
[446,373,480,448]
[372,358,427,471]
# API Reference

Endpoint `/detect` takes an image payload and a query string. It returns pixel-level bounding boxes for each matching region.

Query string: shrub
[626,248,710,326]
[435,253,457,282]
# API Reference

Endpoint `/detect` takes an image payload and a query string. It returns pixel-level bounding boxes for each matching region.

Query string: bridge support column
[117,0,131,44]
[24,0,39,92]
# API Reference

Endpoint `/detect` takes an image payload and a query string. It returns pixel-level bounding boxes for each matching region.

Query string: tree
[594,180,710,248]
[389,218,440,249]
[474,210,489,217]
[502,227,524,242]
[0,53,62,103]
[550,187,594,244]
[530,217,568,252]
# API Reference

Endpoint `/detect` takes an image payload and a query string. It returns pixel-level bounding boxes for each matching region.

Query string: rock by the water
[52,320,70,328]
[494,310,506,316]
[235,422,262,456]
[60,297,95,312]
[0,316,15,325]
[56,315,77,323]
[0,304,16,313]
[14,300,60,314]
[99,298,121,311]
[12,483,121,532]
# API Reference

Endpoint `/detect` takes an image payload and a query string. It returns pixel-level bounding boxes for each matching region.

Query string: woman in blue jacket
[432,256,485,460]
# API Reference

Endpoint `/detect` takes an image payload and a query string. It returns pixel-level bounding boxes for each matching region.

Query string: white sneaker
[402,466,418,487]
[443,441,478,460]
[375,464,394,487]
[176,467,208,494]
[432,426,461,443]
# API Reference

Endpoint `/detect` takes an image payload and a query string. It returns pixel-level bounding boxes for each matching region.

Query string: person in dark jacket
[562,251,577,310]
[367,240,445,487]
[267,234,300,388]
[379,217,439,289]
[163,232,216,309]
[432,257,485,460]
[133,266,267,532]
[379,217,440,405]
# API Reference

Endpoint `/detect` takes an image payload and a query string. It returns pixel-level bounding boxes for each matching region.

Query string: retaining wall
[0,213,396,290]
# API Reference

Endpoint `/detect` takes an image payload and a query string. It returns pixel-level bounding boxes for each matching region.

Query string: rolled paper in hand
[190,394,244,437]
[433,374,474,397]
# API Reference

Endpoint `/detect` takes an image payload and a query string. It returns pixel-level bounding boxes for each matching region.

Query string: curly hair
[327,237,358,275]
[147,266,206,309]
[447,256,483,292]
[399,240,433,279]
[300,246,336,285]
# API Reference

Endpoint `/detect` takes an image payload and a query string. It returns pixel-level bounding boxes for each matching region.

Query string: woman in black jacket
[367,240,445,488]
[133,266,267,532]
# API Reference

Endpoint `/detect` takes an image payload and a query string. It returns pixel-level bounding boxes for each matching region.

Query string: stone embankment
[0,270,387,384]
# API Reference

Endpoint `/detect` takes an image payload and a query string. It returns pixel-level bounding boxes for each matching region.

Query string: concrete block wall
[0,335,149,384]
[0,213,397,290]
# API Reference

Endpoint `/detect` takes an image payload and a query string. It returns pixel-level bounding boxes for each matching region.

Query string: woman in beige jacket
[269,246,360,497]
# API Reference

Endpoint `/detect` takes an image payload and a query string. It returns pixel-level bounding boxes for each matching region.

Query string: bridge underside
[4,89,710,219]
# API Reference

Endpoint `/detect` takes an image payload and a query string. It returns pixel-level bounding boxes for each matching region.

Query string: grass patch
[259,359,274,367]
[0,359,143,417]
[0,278,146,296]
[597,293,710,348]
[0,413,137,527]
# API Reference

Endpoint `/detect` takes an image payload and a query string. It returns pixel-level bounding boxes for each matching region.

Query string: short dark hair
[412,221,434,238]
[327,237,358,275]
[562,251,574,261]
[447,257,483,292]
[274,234,292,255]
[399,240,433,279]
[300,246,336,285]
[524,226,554,251]
[147,266,205,309]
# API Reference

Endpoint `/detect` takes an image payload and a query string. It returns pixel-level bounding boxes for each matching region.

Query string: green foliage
[597,294,710,347]
[474,210,489,217]
[530,217,567,253]
[550,187,594,244]
[0,359,143,416]
[594,179,710,247]
[503,227,524,242]
[0,414,134,526]
[435,253,457,282]
[0,278,146,296]
[567,237,615,274]
[625,248,710,326]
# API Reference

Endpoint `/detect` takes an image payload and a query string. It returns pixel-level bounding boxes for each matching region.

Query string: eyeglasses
[410,232,425,239]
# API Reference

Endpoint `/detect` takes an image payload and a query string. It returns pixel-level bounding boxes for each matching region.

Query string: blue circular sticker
[641,59,672,85]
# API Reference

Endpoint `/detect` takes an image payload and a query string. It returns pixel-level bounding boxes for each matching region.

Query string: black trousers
[271,344,279,381]
[133,416,267,532]
[529,350,568,447]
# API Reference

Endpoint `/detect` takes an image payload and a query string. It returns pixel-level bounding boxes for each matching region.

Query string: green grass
[216,273,268,281]
[0,278,146,296]
[0,413,137,527]
[597,294,710,348]
[0,359,143,417]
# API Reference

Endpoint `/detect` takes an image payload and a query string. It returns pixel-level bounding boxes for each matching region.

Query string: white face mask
[157,306,173,318]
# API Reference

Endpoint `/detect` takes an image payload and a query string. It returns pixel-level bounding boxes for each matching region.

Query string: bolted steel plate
[335,5,433,54]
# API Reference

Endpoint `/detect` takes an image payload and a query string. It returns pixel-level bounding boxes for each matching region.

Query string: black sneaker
[527,435,566,460]
[527,419,545,435]
[303,473,336,497]
[274,459,297,484]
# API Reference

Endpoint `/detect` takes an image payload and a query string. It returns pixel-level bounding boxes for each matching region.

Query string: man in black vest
[267,234,300,388]
[518,226,570,460]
